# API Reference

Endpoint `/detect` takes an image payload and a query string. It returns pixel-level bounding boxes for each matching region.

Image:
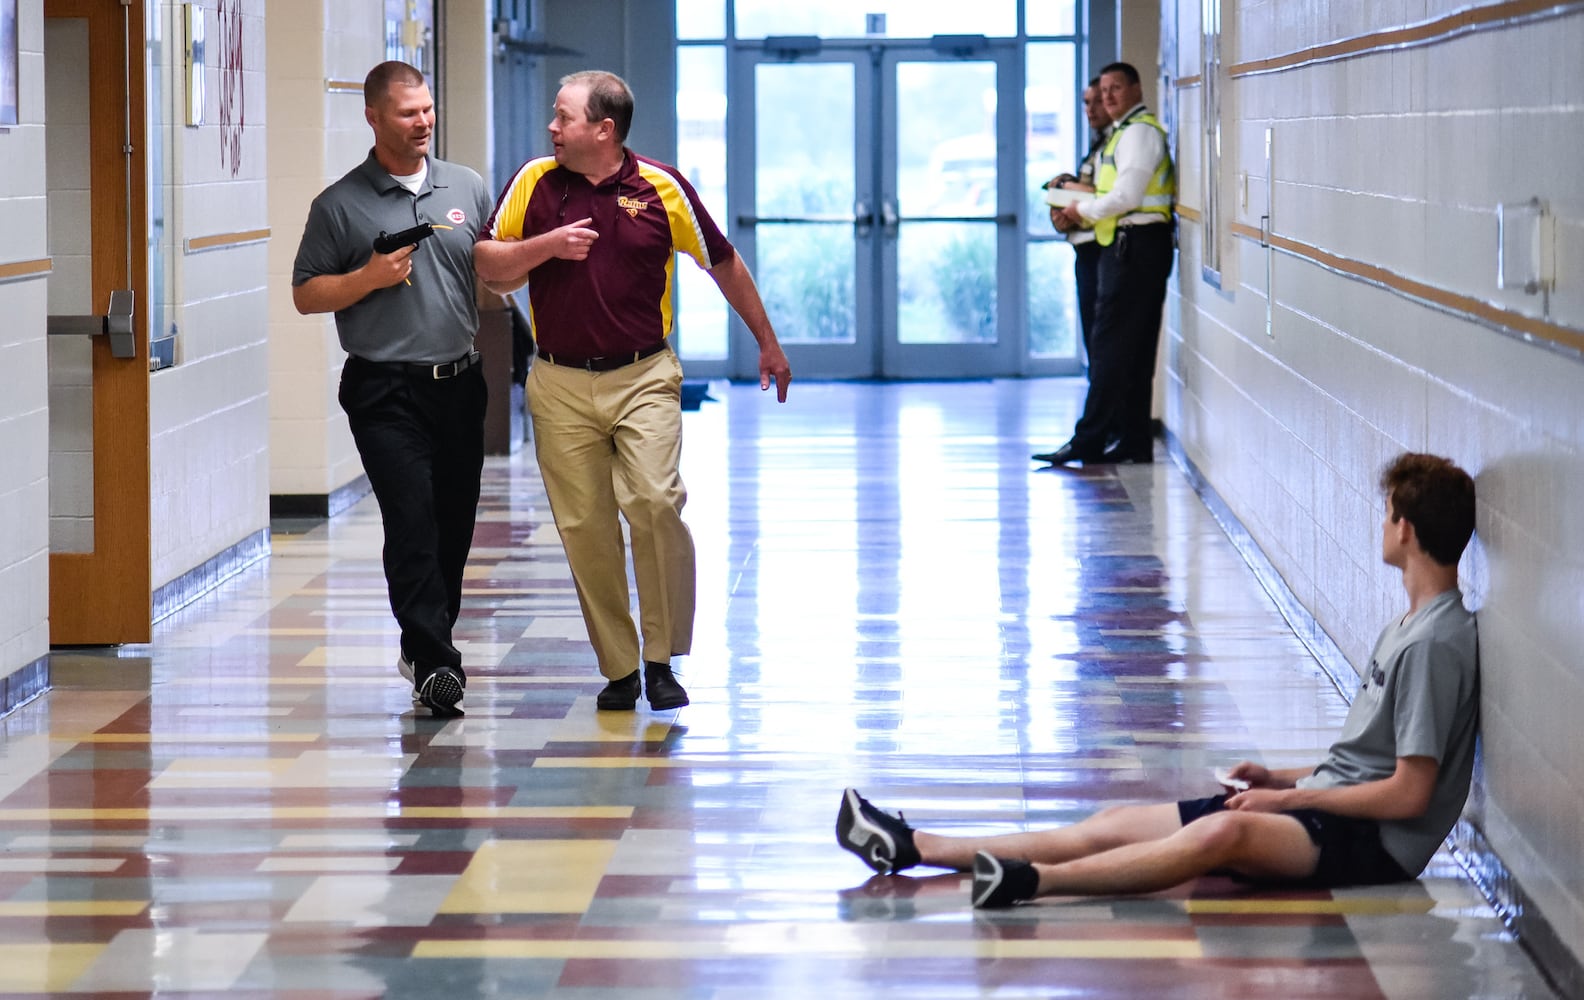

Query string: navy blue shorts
[1177,794,1412,889]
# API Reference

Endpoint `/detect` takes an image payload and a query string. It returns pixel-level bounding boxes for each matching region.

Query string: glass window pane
[755,62,853,216]
[897,60,997,219]
[675,46,728,360]
[1025,41,1076,237]
[676,0,725,39]
[1027,240,1078,358]
[1026,0,1077,37]
[757,223,856,344]
[898,222,996,345]
[734,0,1014,39]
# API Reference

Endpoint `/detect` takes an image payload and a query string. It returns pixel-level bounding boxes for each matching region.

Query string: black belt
[540,341,668,372]
[353,351,480,380]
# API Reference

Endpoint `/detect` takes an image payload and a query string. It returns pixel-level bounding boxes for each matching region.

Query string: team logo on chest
[447,208,467,225]
[617,195,649,218]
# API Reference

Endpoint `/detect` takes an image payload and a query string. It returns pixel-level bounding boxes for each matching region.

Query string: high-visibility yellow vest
[1092,108,1175,247]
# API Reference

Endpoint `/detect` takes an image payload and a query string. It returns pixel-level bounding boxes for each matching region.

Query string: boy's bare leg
[1027,810,1320,896]
[914,803,1185,871]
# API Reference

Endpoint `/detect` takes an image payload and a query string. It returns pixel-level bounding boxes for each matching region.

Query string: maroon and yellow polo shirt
[482,149,735,358]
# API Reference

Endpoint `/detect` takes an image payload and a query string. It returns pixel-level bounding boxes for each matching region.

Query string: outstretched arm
[709,253,791,402]
[1226,756,1438,821]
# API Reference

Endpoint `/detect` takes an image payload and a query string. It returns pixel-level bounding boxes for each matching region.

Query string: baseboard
[1453,819,1583,999]
[151,528,271,624]
[0,654,49,718]
[1162,426,1578,995]
[270,474,373,521]
[1161,429,1361,698]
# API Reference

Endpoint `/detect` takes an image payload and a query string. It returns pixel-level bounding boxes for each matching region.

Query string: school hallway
[0,378,1554,998]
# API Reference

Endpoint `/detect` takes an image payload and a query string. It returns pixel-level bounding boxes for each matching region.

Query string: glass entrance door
[730,42,1017,380]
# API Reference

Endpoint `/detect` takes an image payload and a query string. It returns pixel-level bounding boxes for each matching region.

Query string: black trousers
[339,355,487,678]
[1070,224,1175,457]
[1073,239,1102,368]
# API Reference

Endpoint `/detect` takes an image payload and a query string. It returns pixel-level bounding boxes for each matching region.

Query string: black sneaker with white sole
[416,665,465,718]
[971,851,1039,908]
[836,788,922,874]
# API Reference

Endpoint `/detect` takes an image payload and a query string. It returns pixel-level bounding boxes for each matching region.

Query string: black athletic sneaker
[836,788,922,874]
[971,851,1039,908]
[416,665,465,718]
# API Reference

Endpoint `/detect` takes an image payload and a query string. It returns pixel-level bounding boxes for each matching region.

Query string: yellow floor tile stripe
[0,943,108,992]
[0,902,147,917]
[439,840,618,915]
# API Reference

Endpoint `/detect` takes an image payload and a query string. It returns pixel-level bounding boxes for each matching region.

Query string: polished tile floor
[3,379,1555,998]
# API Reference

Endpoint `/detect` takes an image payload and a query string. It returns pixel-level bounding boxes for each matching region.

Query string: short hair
[1086,76,1101,88]
[1098,62,1141,86]
[561,70,634,144]
[365,61,426,108]
[1380,453,1476,566]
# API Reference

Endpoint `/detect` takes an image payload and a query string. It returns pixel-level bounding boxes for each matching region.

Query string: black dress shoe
[1102,442,1155,464]
[1032,441,1101,466]
[644,661,690,710]
[596,670,640,711]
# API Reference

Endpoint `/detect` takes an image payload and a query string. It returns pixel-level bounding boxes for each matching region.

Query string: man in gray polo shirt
[836,453,1481,908]
[292,60,493,717]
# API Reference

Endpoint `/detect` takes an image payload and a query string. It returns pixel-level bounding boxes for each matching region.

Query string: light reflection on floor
[2,378,1553,998]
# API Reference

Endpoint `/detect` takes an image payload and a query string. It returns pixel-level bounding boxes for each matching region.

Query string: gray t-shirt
[292,152,493,364]
[1298,588,1479,875]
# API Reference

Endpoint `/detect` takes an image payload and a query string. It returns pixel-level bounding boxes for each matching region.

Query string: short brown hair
[365,61,426,108]
[561,70,634,143]
[1380,453,1476,566]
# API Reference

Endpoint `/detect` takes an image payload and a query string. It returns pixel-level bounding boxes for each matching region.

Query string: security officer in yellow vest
[1033,62,1175,467]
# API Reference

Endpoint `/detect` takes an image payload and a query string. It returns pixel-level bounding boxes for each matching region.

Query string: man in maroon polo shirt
[476,70,791,712]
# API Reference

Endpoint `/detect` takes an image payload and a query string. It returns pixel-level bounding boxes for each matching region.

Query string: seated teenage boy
[837,452,1479,908]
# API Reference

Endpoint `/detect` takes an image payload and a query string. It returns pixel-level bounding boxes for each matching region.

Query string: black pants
[339,355,487,678]
[1070,224,1174,457]
[1073,240,1102,370]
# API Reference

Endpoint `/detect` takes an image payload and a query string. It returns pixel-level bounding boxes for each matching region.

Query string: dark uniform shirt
[483,149,735,358]
[292,152,493,364]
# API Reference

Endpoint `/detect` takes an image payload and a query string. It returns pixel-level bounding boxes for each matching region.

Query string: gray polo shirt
[292,152,493,364]
[1298,588,1479,876]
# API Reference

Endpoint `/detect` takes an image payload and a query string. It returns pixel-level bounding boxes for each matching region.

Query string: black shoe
[836,788,922,874]
[644,661,690,710]
[1032,441,1102,466]
[971,851,1039,908]
[416,665,465,718]
[1103,442,1155,464]
[596,670,641,711]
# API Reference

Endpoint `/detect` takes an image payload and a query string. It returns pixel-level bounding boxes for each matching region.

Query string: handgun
[373,222,435,255]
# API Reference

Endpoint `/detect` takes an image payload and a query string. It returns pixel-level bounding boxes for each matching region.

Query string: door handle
[48,289,136,359]
[880,199,899,232]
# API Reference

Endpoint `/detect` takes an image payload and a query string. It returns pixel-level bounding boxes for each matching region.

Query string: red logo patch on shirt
[447,208,467,225]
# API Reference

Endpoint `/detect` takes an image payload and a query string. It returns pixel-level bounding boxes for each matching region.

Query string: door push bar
[47,289,136,359]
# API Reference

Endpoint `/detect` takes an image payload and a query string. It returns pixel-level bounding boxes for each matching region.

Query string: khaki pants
[526,348,695,679]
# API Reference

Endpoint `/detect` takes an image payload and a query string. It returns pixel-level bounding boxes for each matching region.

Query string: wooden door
[45,0,151,644]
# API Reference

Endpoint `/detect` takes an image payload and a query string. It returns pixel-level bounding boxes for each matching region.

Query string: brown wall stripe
[185,228,271,253]
[1174,75,1202,88]
[326,80,363,93]
[1229,0,1584,77]
[0,258,52,281]
[1216,220,1584,356]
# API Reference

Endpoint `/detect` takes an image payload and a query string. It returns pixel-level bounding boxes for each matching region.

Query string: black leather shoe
[1032,441,1101,466]
[644,661,690,710]
[596,670,640,711]
[1103,442,1155,464]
